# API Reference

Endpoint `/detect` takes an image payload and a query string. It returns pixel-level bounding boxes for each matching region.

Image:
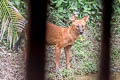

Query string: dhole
[46,15,89,69]
[15,15,89,69]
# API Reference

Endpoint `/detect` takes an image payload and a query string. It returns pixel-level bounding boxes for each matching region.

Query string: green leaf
[15,1,20,6]
[56,0,64,7]
[56,13,63,19]
[119,0,120,3]
[58,7,63,13]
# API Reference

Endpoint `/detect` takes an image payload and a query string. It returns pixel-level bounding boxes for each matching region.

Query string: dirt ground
[0,44,25,80]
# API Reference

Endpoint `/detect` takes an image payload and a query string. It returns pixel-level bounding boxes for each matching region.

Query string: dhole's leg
[15,29,25,52]
[24,47,27,61]
[55,45,61,69]
[24,40,27,61]
[64,45,72,69]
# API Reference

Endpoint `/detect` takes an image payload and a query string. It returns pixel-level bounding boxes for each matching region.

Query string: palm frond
[0,0,27,49]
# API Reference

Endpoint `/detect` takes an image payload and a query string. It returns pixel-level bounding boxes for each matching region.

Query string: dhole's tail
[15,29,25,52]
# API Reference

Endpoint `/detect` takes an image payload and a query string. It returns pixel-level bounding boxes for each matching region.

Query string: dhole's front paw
[55,65,59,70]
[67,65,72,70]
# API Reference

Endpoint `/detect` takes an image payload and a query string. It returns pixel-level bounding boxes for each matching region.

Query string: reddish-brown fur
[15,15,88,69]
[45,15,89,69]
[23,15,88,69]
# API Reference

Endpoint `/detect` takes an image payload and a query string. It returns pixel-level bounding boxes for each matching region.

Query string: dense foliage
[0,0,27,48]
[9,0,27,18]
[47,0,102,27]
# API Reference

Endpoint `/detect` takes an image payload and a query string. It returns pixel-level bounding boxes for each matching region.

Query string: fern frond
[0,0,27,49]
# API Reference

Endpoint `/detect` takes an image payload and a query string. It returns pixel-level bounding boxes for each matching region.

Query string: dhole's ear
[82,16,89,22]
[70,14,78,22]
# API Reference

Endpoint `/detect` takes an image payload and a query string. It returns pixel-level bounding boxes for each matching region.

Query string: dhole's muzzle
[79,27,84,35]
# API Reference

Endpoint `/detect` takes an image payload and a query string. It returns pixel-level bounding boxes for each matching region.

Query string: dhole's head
[70,15,89,35]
